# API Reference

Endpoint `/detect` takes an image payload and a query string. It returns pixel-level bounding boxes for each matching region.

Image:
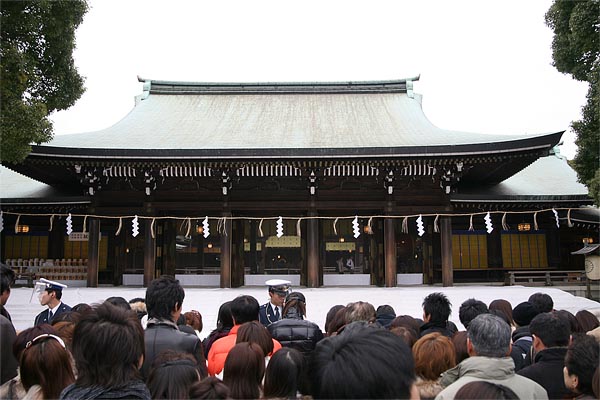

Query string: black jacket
[34,302,71,326]
[267,318,324,356]
[142,319,207,380]
[511,326,533,371]
[517,347,572,400]
[419,321,453,338]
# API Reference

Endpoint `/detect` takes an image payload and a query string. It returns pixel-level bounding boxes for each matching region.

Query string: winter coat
[517,347,573,400]
[436,356,548,400]
[267,318,324,356]
[415,377,444,400]
[60,380,150,399]
[511,325,533,371]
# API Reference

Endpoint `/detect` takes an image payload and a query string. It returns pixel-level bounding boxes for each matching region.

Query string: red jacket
[207,324,282,376]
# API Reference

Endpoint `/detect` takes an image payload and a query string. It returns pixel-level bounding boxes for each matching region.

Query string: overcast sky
[49,0,588,159]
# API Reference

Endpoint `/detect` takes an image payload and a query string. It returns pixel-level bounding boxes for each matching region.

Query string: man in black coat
[267,291,324,357]
[517,312,574,399]
[33,278,71,326]
[141,275,207,380]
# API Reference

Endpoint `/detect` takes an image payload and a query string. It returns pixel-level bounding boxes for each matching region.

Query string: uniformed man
[33,278,71,326]
[258,279,291,327]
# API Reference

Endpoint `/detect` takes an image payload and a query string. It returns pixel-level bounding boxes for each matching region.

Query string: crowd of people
[1,265,599,399]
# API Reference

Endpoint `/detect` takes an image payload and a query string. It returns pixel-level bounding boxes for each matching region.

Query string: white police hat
[265,279,291,294]
[35,278,68,292]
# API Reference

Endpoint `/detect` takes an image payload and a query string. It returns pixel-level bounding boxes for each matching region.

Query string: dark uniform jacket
[34,302,71,326]
[517,347,573,400]
[259,303,281,326]
[267,318,324,356]
[142,318,207,380]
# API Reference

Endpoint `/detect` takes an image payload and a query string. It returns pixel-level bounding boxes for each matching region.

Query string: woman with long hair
[203,301,233,358]
[223,342,265,399]
[263,347,308,399]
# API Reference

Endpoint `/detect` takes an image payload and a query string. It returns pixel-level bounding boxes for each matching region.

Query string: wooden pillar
[143,219,156,287]
[307,210,319,288]
[87,218,100,287]
[384,216,397,287]
[232,219,244,288]
[220,213,232,288]
[250,220,258,274]
[440,216,453,287]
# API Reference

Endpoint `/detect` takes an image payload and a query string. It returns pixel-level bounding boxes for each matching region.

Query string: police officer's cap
[265,279,291,295]
[36,278,68,292]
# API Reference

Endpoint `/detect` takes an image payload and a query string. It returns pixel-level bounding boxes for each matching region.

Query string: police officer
[33,278,71,326]
[258,279,291,327]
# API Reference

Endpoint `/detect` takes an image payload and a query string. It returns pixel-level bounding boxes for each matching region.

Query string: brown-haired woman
[223,342,265,399]
[413,332,457,400]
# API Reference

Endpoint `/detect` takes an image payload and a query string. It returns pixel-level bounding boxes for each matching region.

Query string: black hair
[422,292,452,324]
[188,376,230,399]
[105,296,131,311]
[146,275,185,320]
[529,312,570,347]
[0,265,15,294]
[47,287,63,300]
[71,302,145,388]
[454,381,519,399]
[528,292,554,313]
[264,347,309,398]
[311,323,415,398]
[459,298,489,329]
[147,350,200,399]
[230,295,259,324]
[565,334,600,396]
[216,301,234,331]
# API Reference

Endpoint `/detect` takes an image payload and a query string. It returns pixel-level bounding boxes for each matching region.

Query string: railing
[505,270,586,286]
[5,258,88,285]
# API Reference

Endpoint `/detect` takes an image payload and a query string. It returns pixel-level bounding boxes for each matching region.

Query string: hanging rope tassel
[468,215,474,231]
[533,212,539,231]
[14,215,21,234]
[185,217,191,237]
[258,218,264,237]
[151,218,156,239]
[402,217,408,234]
[567,209,573,227]
[49,215,54,232]
[434,215,439,233]
[115,217,123,236]
[82,215,88,233]
[333,218,339,236]
[367,217,373,234]
[296,218,302,237]
[502,213,509,231]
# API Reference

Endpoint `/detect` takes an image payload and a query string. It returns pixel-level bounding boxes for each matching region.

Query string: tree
[0,0,88,163]
[545,0,600,204]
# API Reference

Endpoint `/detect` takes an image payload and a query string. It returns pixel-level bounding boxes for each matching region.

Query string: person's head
[105,296,131,310]
[467,313,511,358]
[564,334,600,396]
[188,376,230,399]
[230,295,259,325]
[266,279,291,308]
[390,315,423,333]
[185,310,203,332]
[345,301,376,324]
[459,298,489,330]
[324,304,344,335]
[556,309,582,334]
[216,301,234,331]
[311,323,417,399]
[13,324,56,361]
[412,332,456,381]
[283,291,306,320]
[18,327,75,399]
[377,304,396,318]
[326,306,347,336]
[512,301,539,327]
[452,330,470,363]
[147,350,201,400]
[264,347,309,398]
[236,320,274,357]
[529,312,570,350]
[72,302,144,388]
[52,317,79,352]
[146,275,185,321]
[390,326,418,348]
[422,292,451,325]
[0,264,15,305]
[454,381,519,399]
[223,342,265,399]
[71,303,92,314]
[488,299,514,327]
[37,280,65,307]
[528,292,554,313]
[129,298,147,321]
[575,310,600,333]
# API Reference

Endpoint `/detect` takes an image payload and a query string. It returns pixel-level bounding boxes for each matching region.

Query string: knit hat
[512,301,539,326]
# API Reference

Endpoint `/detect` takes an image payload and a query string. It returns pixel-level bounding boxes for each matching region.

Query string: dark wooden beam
[87,218,100,287]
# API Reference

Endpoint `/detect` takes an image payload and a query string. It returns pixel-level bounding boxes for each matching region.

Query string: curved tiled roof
[42,78,561,156]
